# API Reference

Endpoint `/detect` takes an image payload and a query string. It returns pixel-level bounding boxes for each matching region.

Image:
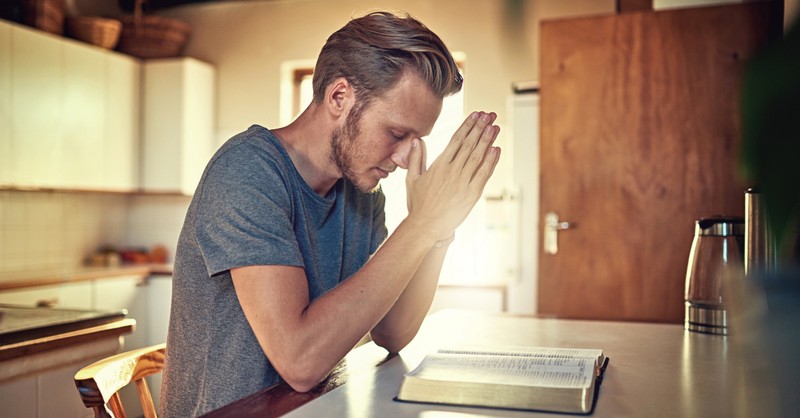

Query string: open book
[395,346,608,414]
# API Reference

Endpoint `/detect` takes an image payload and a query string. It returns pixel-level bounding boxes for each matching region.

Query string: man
[160,11,500,416]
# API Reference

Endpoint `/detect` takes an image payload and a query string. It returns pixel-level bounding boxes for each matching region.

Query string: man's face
[330,71,443,193]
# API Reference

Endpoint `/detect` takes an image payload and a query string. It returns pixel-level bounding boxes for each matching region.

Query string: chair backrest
[74,343,167,418]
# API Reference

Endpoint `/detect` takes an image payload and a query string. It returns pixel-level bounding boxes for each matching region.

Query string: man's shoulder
[213,125,291,170]
[223,125,283,154]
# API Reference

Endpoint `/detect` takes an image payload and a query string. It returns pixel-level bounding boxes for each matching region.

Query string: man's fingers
[406,139,423,180]
[470,146,501,192]
[436,112,481,165]
[420,137,428,171]
[453,112,499,172]
[464,123,500,179]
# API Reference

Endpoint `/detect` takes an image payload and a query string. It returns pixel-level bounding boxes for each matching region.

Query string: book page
[439,346,603,360]
[407,348,599,389]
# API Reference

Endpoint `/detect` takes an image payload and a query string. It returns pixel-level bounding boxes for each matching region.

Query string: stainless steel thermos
[745,188,777,276]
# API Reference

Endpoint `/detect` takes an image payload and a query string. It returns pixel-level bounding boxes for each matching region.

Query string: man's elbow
[277,360,326,393]
[370,329,413,354]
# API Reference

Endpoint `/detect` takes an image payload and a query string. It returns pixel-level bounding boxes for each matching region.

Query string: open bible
[395,346,608,414]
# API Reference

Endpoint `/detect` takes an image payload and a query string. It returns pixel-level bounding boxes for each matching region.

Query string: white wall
[0,191,128,278]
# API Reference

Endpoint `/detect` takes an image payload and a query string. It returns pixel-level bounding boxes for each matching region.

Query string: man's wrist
[433,233,455,249]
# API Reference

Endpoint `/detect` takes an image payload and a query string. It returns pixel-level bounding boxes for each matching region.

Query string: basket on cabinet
[22,0,64,35]
[117,14,190,59]
[65,17,123,50]
[116,0,191,59]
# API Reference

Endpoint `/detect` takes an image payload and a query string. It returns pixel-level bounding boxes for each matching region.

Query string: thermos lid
[696,216,744,237]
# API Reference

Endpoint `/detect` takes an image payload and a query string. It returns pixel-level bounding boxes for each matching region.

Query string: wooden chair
[74,343,167,418]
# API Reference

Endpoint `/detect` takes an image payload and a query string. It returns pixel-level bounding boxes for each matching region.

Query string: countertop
[0,263,174,291]
[0,304,136,382]
[203,309,766,418]
[0,304,127,347]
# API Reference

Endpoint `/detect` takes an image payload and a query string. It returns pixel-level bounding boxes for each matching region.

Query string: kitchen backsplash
[126,194,191,259]
[0,190,190,280]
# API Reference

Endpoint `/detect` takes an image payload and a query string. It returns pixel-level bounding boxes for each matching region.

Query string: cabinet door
[38,364,95,418]
[62,40,105,189]
[59,281,94,309]
[0,281,92,309]
[92,275,149,418]
[93,275,148,349]
[5,23,141,191]
[0,286,59,307]
[181,60,215,195]
[104,53,140,191]
[0,375,37,418]
[12,25,63,187]
[142,61,183,193]
[146,276,171,345]
[146,275,172,410]
[0,22,11,185]
[142,58,215,195]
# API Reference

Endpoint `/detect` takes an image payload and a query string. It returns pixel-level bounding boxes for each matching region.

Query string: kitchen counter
[0,263,174,292]
[0,304,135,382]
[0,305,127,348]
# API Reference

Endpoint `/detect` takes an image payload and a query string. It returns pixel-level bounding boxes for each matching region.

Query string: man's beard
[331,102,379,193]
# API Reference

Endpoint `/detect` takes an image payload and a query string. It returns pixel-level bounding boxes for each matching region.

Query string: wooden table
[202,309,774,418]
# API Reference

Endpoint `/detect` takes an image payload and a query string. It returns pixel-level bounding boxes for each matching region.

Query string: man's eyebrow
[386,122,430,138]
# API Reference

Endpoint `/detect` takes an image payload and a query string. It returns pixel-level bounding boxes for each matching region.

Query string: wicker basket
[66,17,122,50]
[23,0,64,35]
[117,14,191,59]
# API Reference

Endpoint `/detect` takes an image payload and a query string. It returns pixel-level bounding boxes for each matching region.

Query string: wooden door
[538,3,773,323]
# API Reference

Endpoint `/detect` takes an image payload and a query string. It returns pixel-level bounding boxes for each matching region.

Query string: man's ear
[325,77,353,118]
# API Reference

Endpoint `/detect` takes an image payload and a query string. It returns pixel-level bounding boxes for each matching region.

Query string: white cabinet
[0,362,94,418]
[145,275,172,410]
[0,22,11,185]
[142,58,215,195]
[0,281,93,309]
[146,275,172,345]
[62,39,105,189]
[0,20,140,191]
[104,53,141,191]
[10,22,64,188]
[93,275,148,350]
[92,275,151,418]
[0,273,171,416]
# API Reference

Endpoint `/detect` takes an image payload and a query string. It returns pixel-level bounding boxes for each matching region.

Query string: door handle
[544,212,575,255]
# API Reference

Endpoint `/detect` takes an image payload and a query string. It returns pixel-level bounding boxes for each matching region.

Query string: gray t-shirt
[159,125,388,417]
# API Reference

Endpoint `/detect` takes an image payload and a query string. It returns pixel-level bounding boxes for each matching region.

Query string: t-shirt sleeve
[192,143,304,277]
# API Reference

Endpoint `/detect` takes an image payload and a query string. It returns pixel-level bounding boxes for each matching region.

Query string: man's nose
[389,139,415,170]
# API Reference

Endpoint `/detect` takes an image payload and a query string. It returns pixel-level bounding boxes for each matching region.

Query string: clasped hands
[404,111,501,244]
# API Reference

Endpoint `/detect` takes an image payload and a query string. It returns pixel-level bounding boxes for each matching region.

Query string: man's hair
[312,11,463,107]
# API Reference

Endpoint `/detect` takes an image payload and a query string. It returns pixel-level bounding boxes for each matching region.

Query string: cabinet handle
[36,298,59,308]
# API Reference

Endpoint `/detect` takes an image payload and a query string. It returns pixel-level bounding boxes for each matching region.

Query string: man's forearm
[233,218,440,392]
[370,237,451,353]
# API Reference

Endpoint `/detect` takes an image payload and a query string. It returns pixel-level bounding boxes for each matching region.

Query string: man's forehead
[370,96,442,138]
